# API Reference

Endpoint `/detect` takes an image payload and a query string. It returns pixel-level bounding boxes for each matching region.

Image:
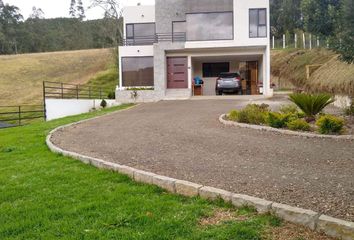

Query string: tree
[270,0,303,37]
[0,3,23,54]
[69,0,76,18]
[76,0,85,20]
[69,0,85,20]
[301,0,341,36]
[89,0,123,46]
[334,0,354,63]
[29,6,45,19]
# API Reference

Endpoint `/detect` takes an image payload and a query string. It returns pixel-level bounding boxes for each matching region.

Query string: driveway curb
[219,114,354,140]
[46,110,354,240]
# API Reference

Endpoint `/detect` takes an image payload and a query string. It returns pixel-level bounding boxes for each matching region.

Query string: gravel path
[52,98,354,222]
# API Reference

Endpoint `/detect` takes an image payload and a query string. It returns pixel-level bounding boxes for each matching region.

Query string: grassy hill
[271,49,354,96]
[0,49,116,106]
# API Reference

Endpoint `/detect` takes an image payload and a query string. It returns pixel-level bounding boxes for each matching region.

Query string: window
[172,21,186,42]
[202,62,230,78]
[122,57,154,87]
[126,23,155,45]
[186,12,233,41]
[249,9,267,38]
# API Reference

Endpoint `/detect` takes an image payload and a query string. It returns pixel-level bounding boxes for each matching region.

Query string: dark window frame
[121,56,154,87]
[202,62,230,78]
[249,8,267,38]
[125,22,156,45]
[185,11,234,42]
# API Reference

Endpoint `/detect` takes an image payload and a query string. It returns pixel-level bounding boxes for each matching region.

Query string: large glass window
[126,23,155,45]
[249,9,267,38]
[186,12,233,41]
[122,57,154,87]
[202,62,230,77]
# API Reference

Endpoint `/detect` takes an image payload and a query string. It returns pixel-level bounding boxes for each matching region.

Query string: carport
[191,54,264,96]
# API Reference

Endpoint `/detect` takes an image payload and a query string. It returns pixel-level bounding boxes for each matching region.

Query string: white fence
[271,33,331,50]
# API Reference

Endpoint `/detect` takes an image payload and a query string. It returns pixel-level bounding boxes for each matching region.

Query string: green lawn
[0,105,281,240]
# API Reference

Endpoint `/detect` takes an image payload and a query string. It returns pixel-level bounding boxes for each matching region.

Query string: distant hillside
[271,49,354,96]
[0,48,115,105]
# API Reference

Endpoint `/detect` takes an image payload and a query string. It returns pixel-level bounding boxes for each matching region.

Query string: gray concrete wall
[155,0,187,34]
[116,90,165,103]
[153,42,185,93]
[155,0,233,33]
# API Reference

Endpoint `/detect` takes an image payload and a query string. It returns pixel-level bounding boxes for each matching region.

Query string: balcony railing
[121,32,186,46]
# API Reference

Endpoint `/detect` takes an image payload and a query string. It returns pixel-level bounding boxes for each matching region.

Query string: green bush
[228,110,239,121]
[289,93,334,121]
[100,99,107,108]
[107,91,115,99]
[237,104,269,125]
[279,104,298,114]
[287,119,311,131]
[316,115,345,134]
[266,112,299,128]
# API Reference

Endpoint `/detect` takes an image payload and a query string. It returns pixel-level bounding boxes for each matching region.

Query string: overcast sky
[4,0,155,20]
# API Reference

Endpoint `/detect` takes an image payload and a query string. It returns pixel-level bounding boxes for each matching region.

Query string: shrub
[287,119,311,131]
[316,115,345,134]
[266,112,296,128]
[344,101,354,116]
[279,104,298,114]
[100,99,107,108]
[237,104,269,125]
[289,93,334,121]
[107,91,115,99]
[228,110,239,121]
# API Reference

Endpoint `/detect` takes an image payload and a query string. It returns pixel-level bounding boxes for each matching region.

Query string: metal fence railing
[43,81,115,100]
[0,105,45,128]
[121,32,186,46]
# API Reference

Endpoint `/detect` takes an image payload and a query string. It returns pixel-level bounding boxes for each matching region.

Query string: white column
[118,49,123,90]
[283,34,286,49]
[188,55,192,90]
[263,46,272,97]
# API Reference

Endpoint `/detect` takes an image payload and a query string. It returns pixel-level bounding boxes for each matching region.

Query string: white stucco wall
[45,99,119,121]
[122,5,155,37]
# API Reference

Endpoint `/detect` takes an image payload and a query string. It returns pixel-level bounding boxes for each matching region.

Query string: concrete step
[164,89,191,100]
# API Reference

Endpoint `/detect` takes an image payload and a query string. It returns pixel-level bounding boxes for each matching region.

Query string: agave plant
[289,93,334,121]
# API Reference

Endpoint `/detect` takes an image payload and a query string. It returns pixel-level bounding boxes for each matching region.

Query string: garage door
[167,57,188,89]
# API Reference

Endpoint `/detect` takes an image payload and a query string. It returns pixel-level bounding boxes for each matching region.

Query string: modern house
[117,0,272,102]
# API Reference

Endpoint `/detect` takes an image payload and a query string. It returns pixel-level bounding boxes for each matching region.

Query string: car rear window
[219,73,239,78]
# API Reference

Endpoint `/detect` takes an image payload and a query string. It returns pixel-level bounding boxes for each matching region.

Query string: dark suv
[215,72,242,95]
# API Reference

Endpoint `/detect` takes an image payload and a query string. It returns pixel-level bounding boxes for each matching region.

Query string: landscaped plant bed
[221,93,354,140]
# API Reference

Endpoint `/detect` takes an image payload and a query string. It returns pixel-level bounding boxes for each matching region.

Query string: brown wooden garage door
[167,57,188,89]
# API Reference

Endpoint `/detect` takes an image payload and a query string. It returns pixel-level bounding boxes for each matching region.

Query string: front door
[167,57,188,89]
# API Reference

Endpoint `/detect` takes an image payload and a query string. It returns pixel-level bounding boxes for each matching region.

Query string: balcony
[121,32,186,46]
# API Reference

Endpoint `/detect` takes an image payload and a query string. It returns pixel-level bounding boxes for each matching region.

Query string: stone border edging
[220,114,354,140]
[46,110,354,240]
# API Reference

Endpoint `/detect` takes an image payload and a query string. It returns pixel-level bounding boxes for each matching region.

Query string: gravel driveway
[51,98,354,222]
